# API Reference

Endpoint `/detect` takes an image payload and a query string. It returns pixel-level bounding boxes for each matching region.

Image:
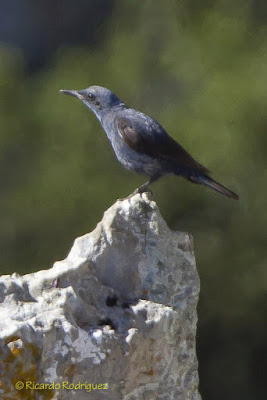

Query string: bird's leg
[138,175,161,193]
[126,175,161,198]
[136,179,150,193]
[120,175,161,200]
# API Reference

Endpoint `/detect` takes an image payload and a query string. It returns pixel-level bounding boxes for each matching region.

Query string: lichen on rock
[0,193,201,400]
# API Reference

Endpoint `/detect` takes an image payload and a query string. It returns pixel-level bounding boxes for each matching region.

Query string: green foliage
[0,1,266,399]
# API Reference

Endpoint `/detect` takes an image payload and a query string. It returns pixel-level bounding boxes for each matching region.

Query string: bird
[59,85,239,200]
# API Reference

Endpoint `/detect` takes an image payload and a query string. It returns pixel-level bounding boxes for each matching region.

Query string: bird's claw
[128,187,153,199]
[118,187,153,201]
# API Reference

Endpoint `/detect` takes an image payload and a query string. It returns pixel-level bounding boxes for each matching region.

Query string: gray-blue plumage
[60,85,239,200]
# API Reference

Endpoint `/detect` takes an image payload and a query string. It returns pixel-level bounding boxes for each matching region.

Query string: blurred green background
[0,0,266,398]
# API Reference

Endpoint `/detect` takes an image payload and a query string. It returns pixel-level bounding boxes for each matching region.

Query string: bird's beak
[59,89,84,100]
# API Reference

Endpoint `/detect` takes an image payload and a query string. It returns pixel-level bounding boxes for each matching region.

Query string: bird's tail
[190,174,239,200]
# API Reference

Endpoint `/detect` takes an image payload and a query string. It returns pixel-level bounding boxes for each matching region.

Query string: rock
[0,193,201,400]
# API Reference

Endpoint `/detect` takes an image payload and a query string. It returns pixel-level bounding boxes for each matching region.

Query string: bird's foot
[137,186,153,195]
[119,187,153,201]
[128,186,153,199]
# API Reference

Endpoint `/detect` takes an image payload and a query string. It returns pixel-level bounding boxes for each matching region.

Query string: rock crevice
[0,193,201,400]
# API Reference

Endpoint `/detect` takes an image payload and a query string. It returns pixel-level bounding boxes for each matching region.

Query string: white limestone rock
[0,193,201,400]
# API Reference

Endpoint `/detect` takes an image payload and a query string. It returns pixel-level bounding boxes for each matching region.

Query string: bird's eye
[88,93,95,101]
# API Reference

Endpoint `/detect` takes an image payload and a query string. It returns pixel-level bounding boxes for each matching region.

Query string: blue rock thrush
[59,85,239,200]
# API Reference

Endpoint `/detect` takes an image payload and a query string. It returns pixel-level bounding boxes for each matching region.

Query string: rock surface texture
[0,193,201,400]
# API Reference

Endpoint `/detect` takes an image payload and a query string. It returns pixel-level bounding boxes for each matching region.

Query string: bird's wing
[116,116,209,174]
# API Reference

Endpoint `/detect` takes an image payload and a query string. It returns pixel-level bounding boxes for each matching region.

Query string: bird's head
[59,85,123,118]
